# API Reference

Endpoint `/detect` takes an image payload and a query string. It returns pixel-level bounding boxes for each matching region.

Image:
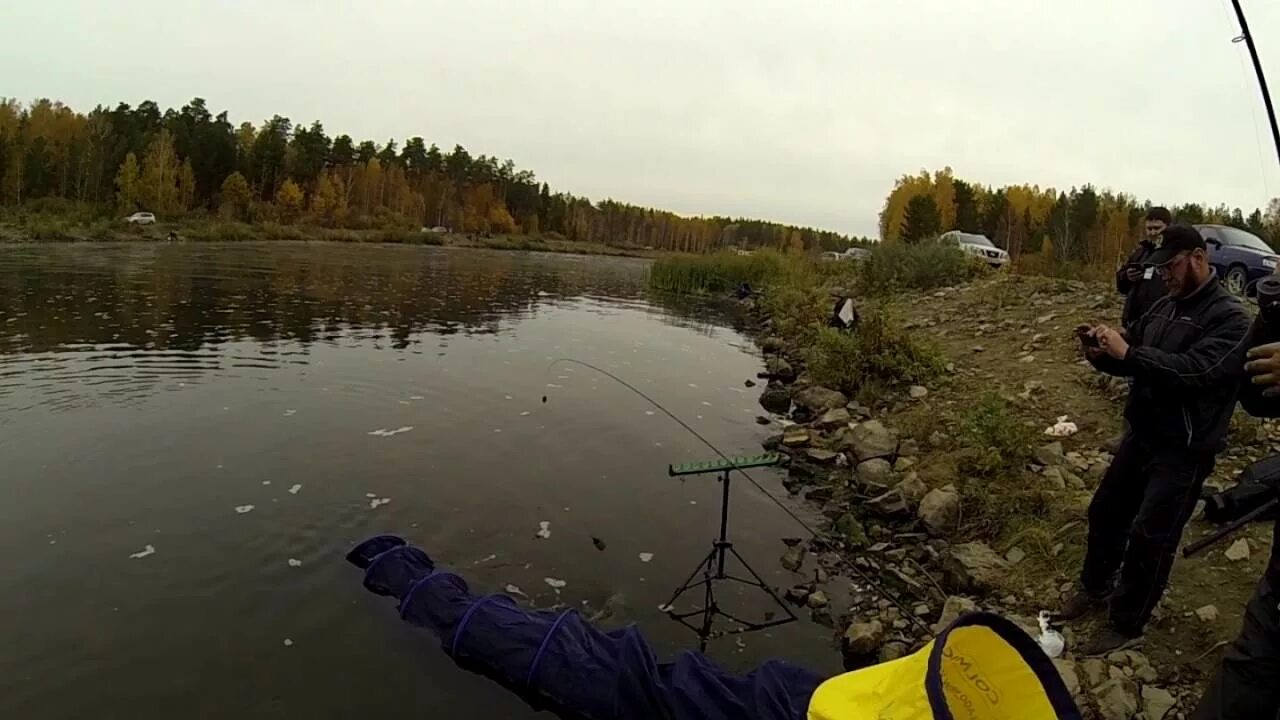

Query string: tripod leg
[663,548,717,609]
[728,545,798,620]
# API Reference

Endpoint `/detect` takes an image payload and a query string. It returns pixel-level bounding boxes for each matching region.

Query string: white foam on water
[638,553,654,563]
[644,411,655,416]
[409,395,425,400]
[369,497,391,509]
[235,505,255,514]
[473,554,498,565]
[520,411,531,416]
[282,409,296,417]
[535,521,552,539]
[505,395,514,400]
[504,584,528,598]
[282,638,294,647]
[544,577,567,590]
[262,481,271,485]
[287,558,302,567]
[688,383,698,388]
[288,484,302,495]
[128,544,156,559]
[701,401,712,406]
[493,428,502,433]
[545,384,562,389]
[365,493,377,498]
[367,426,414,437]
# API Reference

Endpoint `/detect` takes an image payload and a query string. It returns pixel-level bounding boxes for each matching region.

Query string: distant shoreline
[0,218,659,259]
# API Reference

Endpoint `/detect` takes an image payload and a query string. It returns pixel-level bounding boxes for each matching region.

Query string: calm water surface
[0,243,840,719]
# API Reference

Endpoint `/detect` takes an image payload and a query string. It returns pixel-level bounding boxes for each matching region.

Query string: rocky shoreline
[738,288,1206,720]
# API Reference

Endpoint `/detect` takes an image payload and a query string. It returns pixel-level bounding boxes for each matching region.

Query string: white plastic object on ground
[1036,610,1065,658]
[536,521,552,539]
[1044,415,1078,437]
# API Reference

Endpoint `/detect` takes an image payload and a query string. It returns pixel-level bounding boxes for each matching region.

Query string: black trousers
[1080,434,1215,636]
[1191,571,1280,719]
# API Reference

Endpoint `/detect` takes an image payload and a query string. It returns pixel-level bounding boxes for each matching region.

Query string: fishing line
[539,357,934,636]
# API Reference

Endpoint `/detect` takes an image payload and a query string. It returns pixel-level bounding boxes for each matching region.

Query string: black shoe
[1057,589,1107,621]
[1080,626,1142,656]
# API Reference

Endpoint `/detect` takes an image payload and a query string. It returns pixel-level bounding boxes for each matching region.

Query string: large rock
[933,595,978,633]
[896,472,928,504]
[1091,676,1138,720]
[843,620,885,656]
[856,458,893,486]
[846,420,899,462]
[1079,658,1107,689]
[780,544,806,572]
[1196,604,1220,623]
[834,513,868,548]
[759,385,791,415]
[1141,685,1176,720]
[763,356,795,381]
[814,406,852,430]
[944,542,1010,593]
[793,386,848,418]
[1225,538,1251,561]
[1035,441,1066,467]
[918,484,960,537]
[866,489,910,519]
[782,426,811,447]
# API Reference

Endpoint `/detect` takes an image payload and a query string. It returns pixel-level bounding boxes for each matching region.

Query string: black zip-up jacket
[1117,241,1167,332]
[1235,315,1280,589]
[1090,272,1250,453]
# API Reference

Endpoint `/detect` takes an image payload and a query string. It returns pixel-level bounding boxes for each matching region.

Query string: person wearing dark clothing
[1117,206,1172,334]
[1191,317,1280,719]
[1062,224,1251,655]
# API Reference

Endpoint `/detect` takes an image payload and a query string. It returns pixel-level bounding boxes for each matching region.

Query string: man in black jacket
[1118,206,1173,334]
[1061,224,1252,654]
[1191,318,1280,719]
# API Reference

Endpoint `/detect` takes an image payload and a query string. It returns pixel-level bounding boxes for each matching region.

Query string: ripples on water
[0,243,838,719]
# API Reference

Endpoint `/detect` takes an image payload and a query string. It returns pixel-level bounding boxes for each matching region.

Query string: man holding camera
[1062,224,1251,654]
[1118,206,1173,332]
[1191,305,1280,719]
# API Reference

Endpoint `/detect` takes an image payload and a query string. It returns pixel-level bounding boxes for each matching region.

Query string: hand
[1246,342,1280,396]
[1124,266,1143,282]
[1094,324,1129,360]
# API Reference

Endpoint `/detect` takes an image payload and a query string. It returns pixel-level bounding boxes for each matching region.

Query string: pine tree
[901,194,941,243]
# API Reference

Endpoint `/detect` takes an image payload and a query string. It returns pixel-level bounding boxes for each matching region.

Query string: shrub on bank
[805,315,945,400]
[856,241,986,295]
[648,250,795,294]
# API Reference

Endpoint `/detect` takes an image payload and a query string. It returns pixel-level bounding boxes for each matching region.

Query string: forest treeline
[880,167,1280,265]
[0,97,859,252]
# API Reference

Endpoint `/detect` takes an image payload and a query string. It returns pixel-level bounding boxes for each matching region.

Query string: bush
[955,392,1037,478]
[1012,253,1112,283]
[856,241,986,295]
[805,314,945,400]
[648,250,795,294]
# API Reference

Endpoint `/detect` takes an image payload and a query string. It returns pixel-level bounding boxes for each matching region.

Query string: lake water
[0,243,841,719]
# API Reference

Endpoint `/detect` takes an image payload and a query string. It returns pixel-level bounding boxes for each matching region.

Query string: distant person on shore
[1105,206,1172,451]
[1063,224,1250,655]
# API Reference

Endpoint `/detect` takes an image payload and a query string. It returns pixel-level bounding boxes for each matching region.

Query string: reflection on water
[0,243,837,719]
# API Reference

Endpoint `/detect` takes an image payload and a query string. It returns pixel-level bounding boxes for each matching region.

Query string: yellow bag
[808,612,1081,720]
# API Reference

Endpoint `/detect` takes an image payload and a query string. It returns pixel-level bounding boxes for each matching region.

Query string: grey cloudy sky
[4,0,1280,237]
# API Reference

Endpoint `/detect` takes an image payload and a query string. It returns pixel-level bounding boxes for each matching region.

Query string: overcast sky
[5,0,1280,237]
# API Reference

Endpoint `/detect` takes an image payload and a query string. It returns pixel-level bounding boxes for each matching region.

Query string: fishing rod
[1231,0,1280,168]
[540,357,935,637]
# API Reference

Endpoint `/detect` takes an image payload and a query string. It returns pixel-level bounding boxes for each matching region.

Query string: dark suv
[1194,224,1279,295]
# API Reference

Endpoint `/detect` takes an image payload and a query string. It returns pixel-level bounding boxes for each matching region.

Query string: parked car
[938,230,1009,267]
[839,247,871,261]
[124,212,156,225]
[1194,224,1279,295]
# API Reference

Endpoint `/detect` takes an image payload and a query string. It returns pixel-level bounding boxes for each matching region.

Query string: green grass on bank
[648,250,797,294]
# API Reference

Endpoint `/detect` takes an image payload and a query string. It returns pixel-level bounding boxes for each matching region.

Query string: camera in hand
[1257,276,1280,325]
[1075,324,1100,348]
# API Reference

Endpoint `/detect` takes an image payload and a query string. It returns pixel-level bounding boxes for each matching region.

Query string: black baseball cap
[1147,224,1206,266]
